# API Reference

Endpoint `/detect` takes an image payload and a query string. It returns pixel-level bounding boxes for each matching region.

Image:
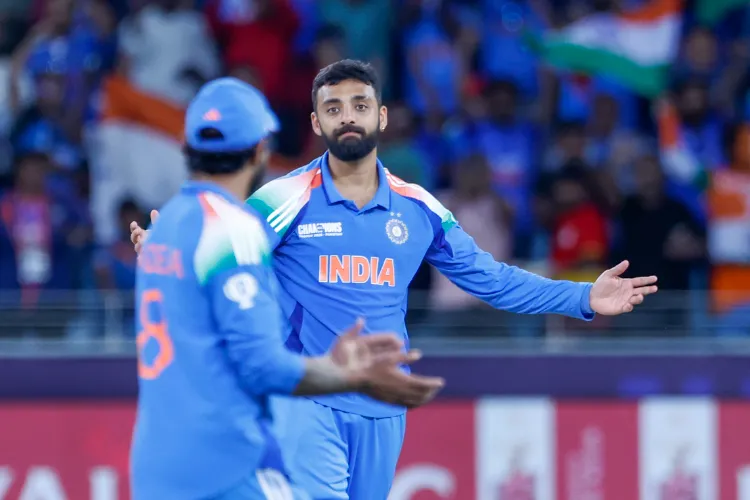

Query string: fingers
[630,275,658,288]
[150,210,159,224]
[358,333,403,354]
[633,285,658,296]
[392,372,445,408]
[375,349,422,367]
[606,260,629,277]
[340,317,365,339]
[629,294,644,306]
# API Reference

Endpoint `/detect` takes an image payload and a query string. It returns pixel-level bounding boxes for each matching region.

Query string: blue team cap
[244,85,280,133]
[184,77,278,153]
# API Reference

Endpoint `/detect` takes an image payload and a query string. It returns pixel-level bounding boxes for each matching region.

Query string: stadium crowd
[0,0,749,338]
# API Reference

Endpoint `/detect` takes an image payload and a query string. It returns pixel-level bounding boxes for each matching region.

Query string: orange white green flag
[527,0,683,97]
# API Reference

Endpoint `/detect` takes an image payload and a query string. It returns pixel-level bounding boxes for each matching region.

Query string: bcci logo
[386,218,408,245]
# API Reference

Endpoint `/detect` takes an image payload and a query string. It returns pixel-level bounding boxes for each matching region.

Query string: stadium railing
[0,289,748,356]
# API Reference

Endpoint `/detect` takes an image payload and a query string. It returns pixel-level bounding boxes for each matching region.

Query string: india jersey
[130,181,304,500]
[248,152,594,418]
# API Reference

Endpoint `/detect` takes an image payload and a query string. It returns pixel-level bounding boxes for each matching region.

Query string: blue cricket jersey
[248,152,594,418]
[130,181,305,500]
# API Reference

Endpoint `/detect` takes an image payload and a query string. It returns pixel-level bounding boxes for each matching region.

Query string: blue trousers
[273,397,407,500]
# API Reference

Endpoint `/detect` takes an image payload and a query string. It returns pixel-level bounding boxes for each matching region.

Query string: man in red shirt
[204,0,299,106]
[550,163,609,283]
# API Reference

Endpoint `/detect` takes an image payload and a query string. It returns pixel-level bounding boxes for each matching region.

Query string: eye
[356,104,367,111]
[327,107,339,114]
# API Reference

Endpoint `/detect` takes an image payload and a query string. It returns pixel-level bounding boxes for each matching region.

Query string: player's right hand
[130,210,159,254]
[332,319,445,409]
[360,350,445,409]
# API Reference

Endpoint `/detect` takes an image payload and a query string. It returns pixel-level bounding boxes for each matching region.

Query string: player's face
[311,79,387,162]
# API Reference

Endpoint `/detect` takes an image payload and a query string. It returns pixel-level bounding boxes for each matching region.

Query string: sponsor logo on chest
[297,222,343,238]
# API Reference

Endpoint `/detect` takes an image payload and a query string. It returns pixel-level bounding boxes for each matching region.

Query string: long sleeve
[421,201,595,321]
[207,264,305,396]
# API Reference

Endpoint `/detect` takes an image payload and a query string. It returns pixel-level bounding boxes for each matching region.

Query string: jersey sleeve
[416,189,595,321]
[195,194,305,395]
[246,168,321,248]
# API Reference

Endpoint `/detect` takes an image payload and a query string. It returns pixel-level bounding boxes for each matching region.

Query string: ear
[310,112,323,137]
[379,105,388,132]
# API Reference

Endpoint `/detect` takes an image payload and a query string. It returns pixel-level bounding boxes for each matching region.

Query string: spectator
[677,26,720,82]
[0,153,87,336]
[94,198,142,292]
[378,103,431,188]
[413,111,452,190]
[616,154,705,292]
[453,79,538,256]
[429,153,512,312]
[479,0,547,97]
[707,123,750,334]
[281,24,346,157]
[549,162,608,283]
[675,79,725,169]
[10,0,116,143]
[118,0,220,106]
[586,93,628,168]
[205,0,298,106]
[544,121,588,171]
[659,80,726,221]
[401,0,466,116]
[418,153,512,336]
[318,0,392,89]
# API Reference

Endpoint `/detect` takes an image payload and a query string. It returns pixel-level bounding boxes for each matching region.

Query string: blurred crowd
[0,0,750,338]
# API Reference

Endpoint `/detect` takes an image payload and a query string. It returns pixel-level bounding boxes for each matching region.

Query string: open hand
[130,209,158,254]
[331,319,445,409]
[590,260,658,315]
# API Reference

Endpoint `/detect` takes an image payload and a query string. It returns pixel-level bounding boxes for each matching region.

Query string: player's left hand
[331,318,404,370]
[589,260,658,315]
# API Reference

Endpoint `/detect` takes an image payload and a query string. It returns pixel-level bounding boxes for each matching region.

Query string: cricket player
[129,77,444,500]
[131,61,658,500]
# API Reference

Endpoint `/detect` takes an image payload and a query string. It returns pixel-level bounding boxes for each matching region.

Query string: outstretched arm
[426,223,596,320]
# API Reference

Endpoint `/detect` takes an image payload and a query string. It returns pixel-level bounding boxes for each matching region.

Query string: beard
[322,122,379,162]
[247,163,267,197]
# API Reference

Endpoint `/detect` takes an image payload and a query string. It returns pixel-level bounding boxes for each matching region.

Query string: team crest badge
[386,218,408,245]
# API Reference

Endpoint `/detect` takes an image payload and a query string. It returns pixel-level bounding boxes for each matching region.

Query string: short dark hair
[183,127,258,174]
[311,59,381,110]
[118,198,140,215]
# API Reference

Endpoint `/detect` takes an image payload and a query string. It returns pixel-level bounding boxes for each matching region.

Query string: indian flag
[697,0,750,26]
[527,0,682,97]
[656,99,705,188]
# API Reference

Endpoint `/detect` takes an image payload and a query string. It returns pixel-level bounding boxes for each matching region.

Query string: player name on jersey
[318,255,396,286]
[297,222,343,238]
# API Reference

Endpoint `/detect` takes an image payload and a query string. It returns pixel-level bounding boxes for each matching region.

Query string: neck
[328,149,379,189]
[192,170,254,202]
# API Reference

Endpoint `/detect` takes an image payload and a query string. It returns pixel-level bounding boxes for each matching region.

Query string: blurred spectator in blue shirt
[479,0,547,97]
[451,79,538,256]
[10,72,82,173]
[668,78,727,220]
[94,198,142,292]
[0,153,87,296]
[401,0,467,116]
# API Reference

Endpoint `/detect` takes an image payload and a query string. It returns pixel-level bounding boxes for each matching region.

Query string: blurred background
[1,0,750,498]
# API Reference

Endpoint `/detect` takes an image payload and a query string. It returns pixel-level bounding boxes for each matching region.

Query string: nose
[339,105,356,124]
